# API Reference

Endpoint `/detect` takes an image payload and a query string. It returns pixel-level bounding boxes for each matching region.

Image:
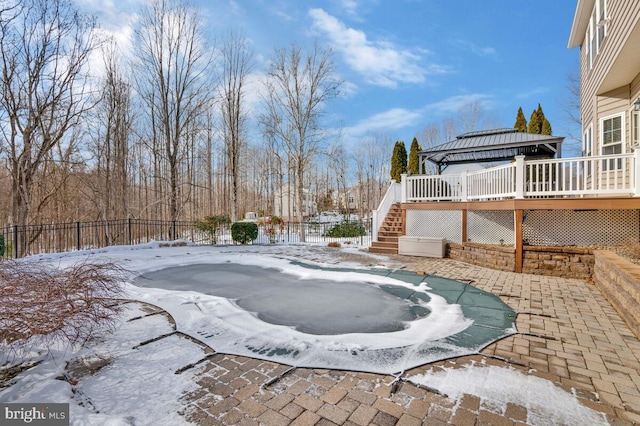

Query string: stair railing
[372,180,402,242]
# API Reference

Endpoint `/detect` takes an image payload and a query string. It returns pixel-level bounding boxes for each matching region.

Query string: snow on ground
[408,359,609,426]
[0,242,610,425]
[1,302,205,426]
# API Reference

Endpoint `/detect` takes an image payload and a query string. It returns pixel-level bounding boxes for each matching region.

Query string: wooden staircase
[369,203,403,254]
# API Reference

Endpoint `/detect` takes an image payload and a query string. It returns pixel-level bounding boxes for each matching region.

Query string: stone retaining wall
[447,242,594,279]
[522,246,594,279]
[448,242,515,272]
[593,250,640,339]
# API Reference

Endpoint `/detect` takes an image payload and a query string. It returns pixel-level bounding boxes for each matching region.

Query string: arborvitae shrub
[231,222,258,244]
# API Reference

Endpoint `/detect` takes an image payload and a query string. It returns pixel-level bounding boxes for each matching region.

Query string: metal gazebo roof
[419,128,565,173]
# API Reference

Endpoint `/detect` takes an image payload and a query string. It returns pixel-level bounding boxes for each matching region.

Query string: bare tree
[352,132,391,214]
[260,42,341,241]
[89,40,132,226]
[132,0,214,223]
[0,0,98,251]
[219,30,253,222]
[457,101,485,133]
[563,65,583,156]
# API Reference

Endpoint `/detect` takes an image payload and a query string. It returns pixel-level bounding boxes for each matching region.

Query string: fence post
[128,218,132,246]
[76,221,81,251]
[515,155,525,199]
[13,224,18,259]
[172,220,176,241]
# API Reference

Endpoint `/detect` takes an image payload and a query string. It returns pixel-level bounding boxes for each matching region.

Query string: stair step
[378,236,398,242]
[369,246,398,254]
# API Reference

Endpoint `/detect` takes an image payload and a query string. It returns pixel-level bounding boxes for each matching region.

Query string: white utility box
[398,236,447,258]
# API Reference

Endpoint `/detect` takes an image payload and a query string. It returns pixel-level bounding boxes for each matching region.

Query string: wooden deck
[371,153,640,266]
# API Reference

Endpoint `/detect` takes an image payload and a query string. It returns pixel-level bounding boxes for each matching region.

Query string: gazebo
[419,128,565,174]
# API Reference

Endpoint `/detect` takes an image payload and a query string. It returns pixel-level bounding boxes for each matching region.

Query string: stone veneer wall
[448,242,515,272]
[593,250,640,339]
[522,246,594,279]
[447,242,594,279]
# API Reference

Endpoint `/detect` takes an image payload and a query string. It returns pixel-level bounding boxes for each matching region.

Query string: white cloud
[344,94,493,140]
[335,0,359,17]
[309,8,442,88]
[347,108,423,137]
[516,86,549,99]
[454,39,498,57]
[423,94,493,115]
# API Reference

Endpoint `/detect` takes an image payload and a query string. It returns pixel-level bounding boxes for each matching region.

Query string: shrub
[258,215,284,243]
[327,242,341,248]
[0,260,124,356]
[231,222,258,244]
[324,221,366,238]
[197,214,231,244]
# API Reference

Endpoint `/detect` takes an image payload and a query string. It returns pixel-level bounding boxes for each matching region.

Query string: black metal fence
[0,218,373,259]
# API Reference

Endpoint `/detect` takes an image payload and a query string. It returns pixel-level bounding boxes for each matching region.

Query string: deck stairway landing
[369,203,402,254]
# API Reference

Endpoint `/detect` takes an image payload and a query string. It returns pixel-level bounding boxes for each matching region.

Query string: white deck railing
[402,152,640,202]
[372,180,401,241]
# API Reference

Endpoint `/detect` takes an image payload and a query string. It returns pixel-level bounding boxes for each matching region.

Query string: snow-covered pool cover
[129,253,517,375]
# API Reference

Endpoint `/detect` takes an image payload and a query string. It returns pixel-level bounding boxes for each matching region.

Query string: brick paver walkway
[180,251,640,425]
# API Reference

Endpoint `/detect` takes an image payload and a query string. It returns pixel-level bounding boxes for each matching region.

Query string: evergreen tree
[390,141,408,182]
[536,103,546,125]
[527,103,551,135]
[528,108,541,134]
[407,137,422,175]
[514,107,528,132]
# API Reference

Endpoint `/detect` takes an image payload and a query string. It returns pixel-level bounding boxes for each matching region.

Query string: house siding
[578,0,640,155]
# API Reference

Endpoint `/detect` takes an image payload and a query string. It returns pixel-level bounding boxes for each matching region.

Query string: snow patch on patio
[409,361,609,425]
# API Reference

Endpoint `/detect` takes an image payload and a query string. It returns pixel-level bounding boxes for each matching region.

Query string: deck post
[515,155,525,199]
[634,149,640,196]
[461,209,467,243]
[460,171,468,201]
[401,174,408,202]
[515,209,524,273]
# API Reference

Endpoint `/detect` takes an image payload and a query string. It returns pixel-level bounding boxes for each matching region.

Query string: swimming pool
[131,255,517,374]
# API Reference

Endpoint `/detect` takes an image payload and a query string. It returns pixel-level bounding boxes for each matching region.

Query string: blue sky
[86,0,581,154]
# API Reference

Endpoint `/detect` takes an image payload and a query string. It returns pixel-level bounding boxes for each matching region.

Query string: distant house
[274,184,317,221]
[568,0,640,158]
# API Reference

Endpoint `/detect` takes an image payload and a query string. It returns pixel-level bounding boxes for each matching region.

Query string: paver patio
[178,250,640,425]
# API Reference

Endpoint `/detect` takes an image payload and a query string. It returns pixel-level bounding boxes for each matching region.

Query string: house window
[597,0,607,48]
[600,113,624,170]
[585,0,607,70]
[584,124,593,174]
[583,124,593,156]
